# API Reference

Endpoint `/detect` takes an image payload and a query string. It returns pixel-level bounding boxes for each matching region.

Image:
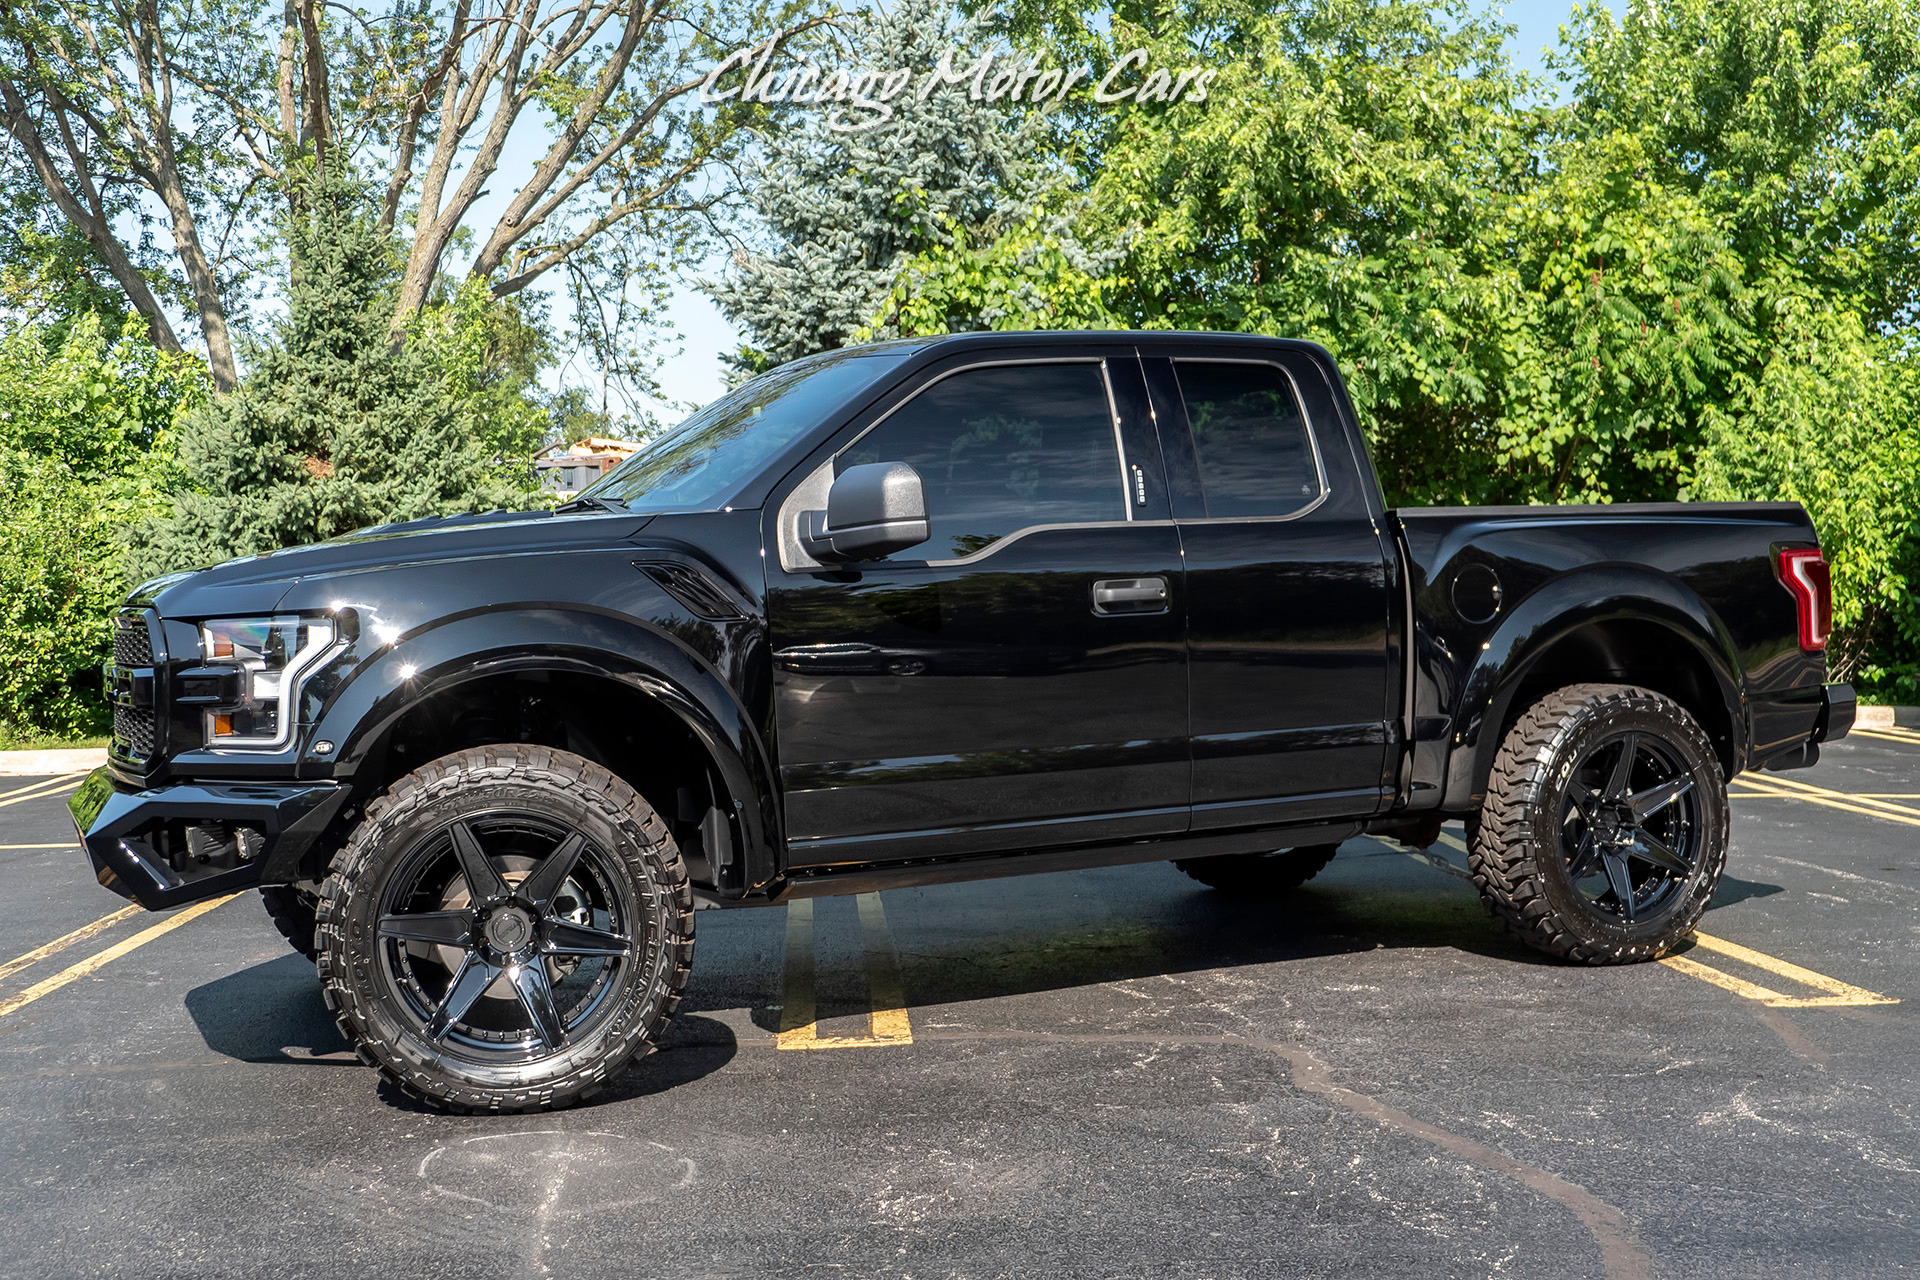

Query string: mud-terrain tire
[259,883,319,961]
[1470,683,1728,964]
[1175,844,1341,899]
[316,746,693,1112]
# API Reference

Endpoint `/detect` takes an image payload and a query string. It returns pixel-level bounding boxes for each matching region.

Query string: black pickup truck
[73,331,1853,1110]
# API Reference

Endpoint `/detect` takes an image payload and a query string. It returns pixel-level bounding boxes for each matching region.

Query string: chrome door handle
[1092,577,1169,615]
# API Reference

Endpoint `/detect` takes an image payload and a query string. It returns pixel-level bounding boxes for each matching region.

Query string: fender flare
[1438,566,1746,811]
[299,607,780,893]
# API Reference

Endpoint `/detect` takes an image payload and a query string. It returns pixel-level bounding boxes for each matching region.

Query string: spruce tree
[708,0,1083,373]
[131,171,533,577]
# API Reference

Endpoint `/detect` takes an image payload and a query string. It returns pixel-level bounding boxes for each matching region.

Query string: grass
[0,730,111,752]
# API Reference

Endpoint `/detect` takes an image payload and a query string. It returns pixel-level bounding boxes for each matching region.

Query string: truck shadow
[701,847,1788,1033]
[181,954,738,1100]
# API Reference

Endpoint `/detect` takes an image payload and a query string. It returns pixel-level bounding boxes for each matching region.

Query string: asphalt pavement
[0,730,1915,1280]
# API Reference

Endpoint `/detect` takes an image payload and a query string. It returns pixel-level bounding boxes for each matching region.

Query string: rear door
[764,349,1190,868]
[1142,346,1397,828]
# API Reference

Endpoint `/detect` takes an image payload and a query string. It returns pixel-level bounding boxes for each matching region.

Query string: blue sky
[622,0,1597,416]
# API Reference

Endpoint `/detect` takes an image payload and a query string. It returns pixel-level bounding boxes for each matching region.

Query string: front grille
[113,618,153,666]
[114,705,156,759]
[110,612,161,762]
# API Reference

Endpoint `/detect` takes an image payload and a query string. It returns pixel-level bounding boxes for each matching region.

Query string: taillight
[1776,548,1831,651]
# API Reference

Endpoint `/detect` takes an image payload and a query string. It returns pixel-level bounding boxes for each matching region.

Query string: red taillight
[1776,548,1832,651]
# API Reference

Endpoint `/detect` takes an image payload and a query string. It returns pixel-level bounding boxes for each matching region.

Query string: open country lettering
[702,42,1218,130]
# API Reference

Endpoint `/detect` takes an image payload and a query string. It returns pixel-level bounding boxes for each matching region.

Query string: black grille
[114,705,156,759]
[113,619,153,666]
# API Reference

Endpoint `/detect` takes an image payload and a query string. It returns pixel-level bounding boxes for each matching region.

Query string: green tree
[130,170,542,579]
[709,0,1103,373]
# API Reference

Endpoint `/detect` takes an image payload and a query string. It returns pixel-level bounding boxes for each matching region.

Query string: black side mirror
[800,462,930,563]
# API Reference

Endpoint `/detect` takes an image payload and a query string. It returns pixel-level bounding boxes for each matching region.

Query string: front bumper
[68,768,348,909]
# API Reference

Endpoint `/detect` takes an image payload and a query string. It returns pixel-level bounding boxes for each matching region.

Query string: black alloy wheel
[318,746,693,1111]
[1557,731,1701,926]
[1470,683,1729,964]
[374,814,637,1059]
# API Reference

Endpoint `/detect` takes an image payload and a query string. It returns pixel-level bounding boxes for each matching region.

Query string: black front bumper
[68,768,349,909]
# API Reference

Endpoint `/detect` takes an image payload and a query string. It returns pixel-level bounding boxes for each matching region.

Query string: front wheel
[1470,683,1728,964]
[316,746,693,1112]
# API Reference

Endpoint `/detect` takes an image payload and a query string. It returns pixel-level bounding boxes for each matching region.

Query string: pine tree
[708,0,1085,374]
[130,170,536,577]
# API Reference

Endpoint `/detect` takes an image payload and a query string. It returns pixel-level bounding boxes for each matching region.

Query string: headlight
[199,615,337,750]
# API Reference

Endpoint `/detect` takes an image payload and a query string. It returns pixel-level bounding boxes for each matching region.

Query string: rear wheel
[316,746,693,1112]
[1470,683,1728,964]
[1175,844,1341,899]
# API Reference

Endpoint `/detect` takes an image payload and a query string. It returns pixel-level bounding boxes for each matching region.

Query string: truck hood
[137,507,657,618]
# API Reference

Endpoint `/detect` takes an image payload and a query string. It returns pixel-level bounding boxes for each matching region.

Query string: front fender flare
[299,608,779,893]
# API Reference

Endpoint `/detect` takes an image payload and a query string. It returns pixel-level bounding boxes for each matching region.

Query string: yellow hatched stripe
[775,894,914,1049]
[1735,775,1920,828]
[0,905,144,984]
[0,895,239,1021]
[1690,932,1899,1008]
[0,775,85,811]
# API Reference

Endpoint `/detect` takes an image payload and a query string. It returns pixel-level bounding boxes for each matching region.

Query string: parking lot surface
[1,730,1916,1279]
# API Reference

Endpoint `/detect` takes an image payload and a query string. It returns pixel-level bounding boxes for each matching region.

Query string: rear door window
[1172,361,1324,519]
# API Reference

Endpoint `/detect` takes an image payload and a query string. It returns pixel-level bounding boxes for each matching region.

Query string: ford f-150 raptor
[71,331,1854,1110]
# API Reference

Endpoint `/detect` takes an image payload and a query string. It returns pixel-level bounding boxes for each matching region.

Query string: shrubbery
[0,314,204,738]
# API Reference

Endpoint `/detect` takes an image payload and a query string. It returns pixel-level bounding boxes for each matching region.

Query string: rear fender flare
[1440,569,1745,811]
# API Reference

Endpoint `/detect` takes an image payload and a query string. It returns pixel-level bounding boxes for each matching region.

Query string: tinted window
[1173,362,1321,518]
[842,363,1125,558]
[584,351,907,513]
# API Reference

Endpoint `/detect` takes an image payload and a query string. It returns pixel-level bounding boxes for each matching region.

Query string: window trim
[1169,357,1332,524]
[779,356,1139,570]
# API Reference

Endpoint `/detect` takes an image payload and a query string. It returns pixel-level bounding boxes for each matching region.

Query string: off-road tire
[259,883,319,961]
[1469,683,1728,964]
[316,745,694,1112]
[1175,844,1341,899]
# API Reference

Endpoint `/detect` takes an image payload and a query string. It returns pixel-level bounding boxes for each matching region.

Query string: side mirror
[801,462,930,563]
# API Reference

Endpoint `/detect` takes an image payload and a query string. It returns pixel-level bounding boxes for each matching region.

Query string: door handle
[1092,577,1169,616]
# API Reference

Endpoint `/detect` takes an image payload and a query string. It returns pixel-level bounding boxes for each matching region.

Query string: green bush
[0,313,205,738]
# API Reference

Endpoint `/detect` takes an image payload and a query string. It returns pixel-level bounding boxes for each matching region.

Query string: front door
[765,353,1189,869]
[1142,348,1397,829]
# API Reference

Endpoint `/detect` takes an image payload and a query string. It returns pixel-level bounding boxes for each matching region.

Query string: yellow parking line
[0,776,78,803]
[0,775,85,811]
[1852,726,1920,745]
[1735,774,1920,828]
[1421,831,1898,1010]
[1660,932,1899,1009]
[0,895,239,1021]
[1660,952,1785,1001]
[773,899,817,1048]
[856,893,912,1044]
[1690,933,1900,1007]
[1758,772,1920,814]
[0,843,78,850]
[775,894,913,1050]
[0,905,144,983]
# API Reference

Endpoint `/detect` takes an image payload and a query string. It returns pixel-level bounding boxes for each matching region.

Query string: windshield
[578,352,907,513]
